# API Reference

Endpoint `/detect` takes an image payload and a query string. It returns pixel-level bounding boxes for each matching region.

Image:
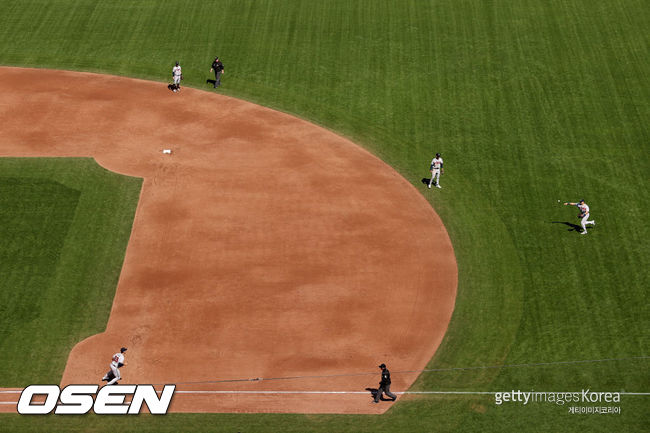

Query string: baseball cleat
[428,184,431,189]
[581,231,588,235]
[436,184,442,188]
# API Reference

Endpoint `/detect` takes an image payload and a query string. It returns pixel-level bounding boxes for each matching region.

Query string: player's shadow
[167,84,176,92]
[366,387,379,399]
[421,177,438,187]
[551,221,582,232]
[365,387,395,401]
[206,79,218,87]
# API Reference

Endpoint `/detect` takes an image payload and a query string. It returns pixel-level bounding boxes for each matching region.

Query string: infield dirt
[0,67,457,414]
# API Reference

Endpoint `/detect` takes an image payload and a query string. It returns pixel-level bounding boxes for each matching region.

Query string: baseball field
[1,0,648,432]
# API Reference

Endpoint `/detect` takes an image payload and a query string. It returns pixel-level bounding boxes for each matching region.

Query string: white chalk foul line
[172,390,650,396]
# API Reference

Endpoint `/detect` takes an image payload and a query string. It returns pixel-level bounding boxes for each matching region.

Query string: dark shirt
[380,369,391,386]
[212,60,224,72]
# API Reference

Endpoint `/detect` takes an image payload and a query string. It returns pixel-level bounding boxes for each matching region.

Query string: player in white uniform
[172,61,182,92]
[428,153,444,189]
[563,199,595,234]
[102,347,127,385]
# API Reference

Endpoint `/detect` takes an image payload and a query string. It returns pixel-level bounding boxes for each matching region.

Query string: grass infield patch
[0,158,142,385]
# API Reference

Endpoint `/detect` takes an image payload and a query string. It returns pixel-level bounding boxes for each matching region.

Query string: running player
[102,347,127,385]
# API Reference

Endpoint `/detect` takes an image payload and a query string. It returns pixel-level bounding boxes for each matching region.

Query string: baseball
[557,200,560,202]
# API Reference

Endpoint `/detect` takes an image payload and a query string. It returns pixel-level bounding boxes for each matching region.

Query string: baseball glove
[578,213,585,219]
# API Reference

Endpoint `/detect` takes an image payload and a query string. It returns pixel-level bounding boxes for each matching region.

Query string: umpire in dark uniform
[373,363,397,403]
[210,56,225,88]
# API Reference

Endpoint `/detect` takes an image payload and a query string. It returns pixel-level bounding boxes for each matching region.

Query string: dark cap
[120,347,128,353]
[379,363,386,369]
[436,153,441,157]
[175,61,179,66]
[579,199,585,203]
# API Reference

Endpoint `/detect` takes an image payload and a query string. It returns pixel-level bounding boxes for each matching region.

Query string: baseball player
[172,61,182,92]
[563,199,595,234]
[373,363,397,403]
[428,153,444,189]
[102,347,127,385]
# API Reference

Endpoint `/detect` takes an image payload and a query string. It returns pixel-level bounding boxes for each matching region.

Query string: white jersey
[578,203,590,214]
[430,157,443,170]
[111,352,125,367]
[172,65,182,77]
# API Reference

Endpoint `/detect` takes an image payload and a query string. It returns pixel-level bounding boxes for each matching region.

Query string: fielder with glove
[563,199,595,235]
[172,61,182,93]
[428,153,444,189]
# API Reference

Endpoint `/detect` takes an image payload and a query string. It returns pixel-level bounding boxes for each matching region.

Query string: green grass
[0,0,648,431]
[2,395,649,433]
[0,159,142,385]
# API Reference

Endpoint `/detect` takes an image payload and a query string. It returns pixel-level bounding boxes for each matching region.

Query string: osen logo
[18,384,175,415]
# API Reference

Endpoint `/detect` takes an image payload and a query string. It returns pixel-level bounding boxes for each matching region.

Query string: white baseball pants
[581,213,595,232]
[429,169,441,187]
[106,363,121,385]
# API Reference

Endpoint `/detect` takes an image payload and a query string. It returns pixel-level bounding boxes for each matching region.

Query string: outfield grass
[1,0,648,431]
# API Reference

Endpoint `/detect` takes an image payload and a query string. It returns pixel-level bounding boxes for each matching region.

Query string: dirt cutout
[0,67,456,414]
